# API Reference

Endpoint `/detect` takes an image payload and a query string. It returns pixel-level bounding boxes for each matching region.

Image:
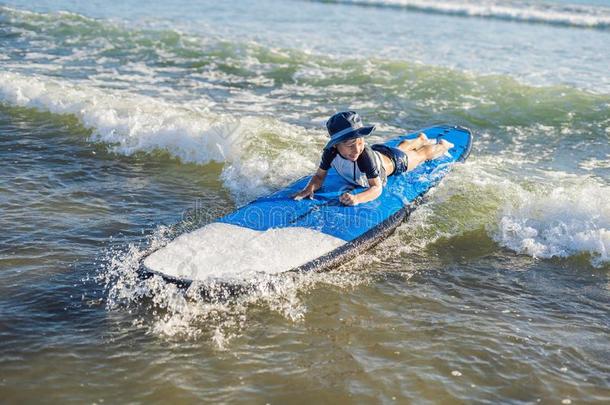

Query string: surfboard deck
[141,125,473,285]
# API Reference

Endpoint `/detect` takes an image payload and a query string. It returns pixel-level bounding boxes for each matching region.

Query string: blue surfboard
[143,125,472,284]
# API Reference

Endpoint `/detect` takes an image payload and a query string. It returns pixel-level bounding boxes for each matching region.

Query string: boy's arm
[339,176,382,206]
[293,168,327,200]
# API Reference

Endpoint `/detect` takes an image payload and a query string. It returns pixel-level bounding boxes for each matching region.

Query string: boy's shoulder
[358,144,375,160]
[319,146,338,170]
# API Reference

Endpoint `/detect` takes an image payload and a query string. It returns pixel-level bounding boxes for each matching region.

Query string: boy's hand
[293,187,315,201]
[339,192,358,206]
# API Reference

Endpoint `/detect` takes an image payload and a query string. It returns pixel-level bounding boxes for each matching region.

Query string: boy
[293,111,452,206]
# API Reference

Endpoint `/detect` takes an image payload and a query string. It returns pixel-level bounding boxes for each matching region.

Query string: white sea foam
[0,71,320,202]
[331,0,610,28]
[494,176,609,266]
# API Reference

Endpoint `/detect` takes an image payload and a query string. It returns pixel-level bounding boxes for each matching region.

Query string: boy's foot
[427,139,454,160]
[402,133,430,151]
[437,139,454,158]
[439,139,454,151]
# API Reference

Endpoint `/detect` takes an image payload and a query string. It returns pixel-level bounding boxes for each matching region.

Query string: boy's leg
[404,140,453,171]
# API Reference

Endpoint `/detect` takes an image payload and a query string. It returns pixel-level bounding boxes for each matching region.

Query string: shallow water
[1,0,609,403]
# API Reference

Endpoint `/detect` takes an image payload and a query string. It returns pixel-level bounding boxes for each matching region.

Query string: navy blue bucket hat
[324,111,375,149]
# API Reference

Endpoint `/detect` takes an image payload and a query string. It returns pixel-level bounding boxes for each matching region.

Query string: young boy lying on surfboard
[293,111,453,206]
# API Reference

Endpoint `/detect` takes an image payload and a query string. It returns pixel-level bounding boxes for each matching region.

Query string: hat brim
[323,125,375,149]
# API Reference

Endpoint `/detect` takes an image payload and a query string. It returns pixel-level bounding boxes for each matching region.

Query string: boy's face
[336,137,365,161]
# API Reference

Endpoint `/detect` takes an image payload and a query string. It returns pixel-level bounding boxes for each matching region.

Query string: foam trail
[324,0,610,29]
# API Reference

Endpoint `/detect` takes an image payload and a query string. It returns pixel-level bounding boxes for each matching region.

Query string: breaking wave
[318,0,610,29]
[0,71,321,203]
[494,175,609,267]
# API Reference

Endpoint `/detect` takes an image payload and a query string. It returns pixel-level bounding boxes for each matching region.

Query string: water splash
[494,175,609,267]
[374,160,610,268]
[98,225,374,348]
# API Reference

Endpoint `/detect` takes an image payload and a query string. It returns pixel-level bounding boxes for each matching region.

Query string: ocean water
[1,0,609,403]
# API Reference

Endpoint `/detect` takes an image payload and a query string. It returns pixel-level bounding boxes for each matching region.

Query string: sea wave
[317,0,610,29]
[0,71,321,203]
[494,175,609,267]
[371,160,610,268]
[3,4,610,97]
[2,66,609,202]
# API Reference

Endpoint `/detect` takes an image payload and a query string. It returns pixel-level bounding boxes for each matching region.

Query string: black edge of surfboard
[454,125,473,163]
[136,126,473,296]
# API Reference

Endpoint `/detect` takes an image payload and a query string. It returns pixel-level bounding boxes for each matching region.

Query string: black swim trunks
[371,144,409,176]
